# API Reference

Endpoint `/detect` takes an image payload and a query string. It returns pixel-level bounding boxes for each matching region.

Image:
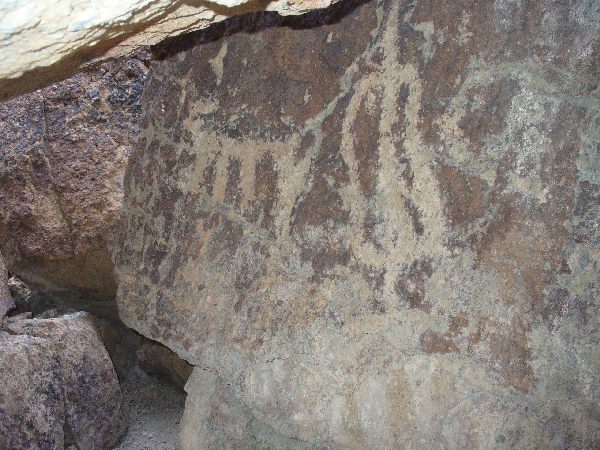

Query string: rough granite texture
[112,0,600,447]
[0,252,15,319]
[0,331,64,449]
[0,0,339,100]
[0,52,148,319]
[0,313,126,449]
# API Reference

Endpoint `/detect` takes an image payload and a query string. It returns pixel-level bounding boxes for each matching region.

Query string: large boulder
[0,52,147,319]
[112,0,600,447]
[0,313,126,449]
[0,332,65,449]
[0,0,340,100]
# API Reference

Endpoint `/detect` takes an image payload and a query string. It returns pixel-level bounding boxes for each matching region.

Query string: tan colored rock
[112,0,600,447]
[0,252,14,319]
[0,313,126,449]
[0,51,148,318]
[0,0,339,100]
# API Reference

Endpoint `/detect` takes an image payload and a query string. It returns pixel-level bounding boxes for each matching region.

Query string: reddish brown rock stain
[437,164,485,228]
[420,330,458,354]
[352,89,382,196]
[488,318,534,392]
[201,156,219,197]
[420,314,468,354]
[224,157,243,209]
[253,152,279,228]
[459,79,519,151]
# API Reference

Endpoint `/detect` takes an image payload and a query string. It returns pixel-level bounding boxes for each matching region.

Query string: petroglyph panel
[112,0,600,447]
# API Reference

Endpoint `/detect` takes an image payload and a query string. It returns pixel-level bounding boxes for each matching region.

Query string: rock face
[0,252,15,319]
[0,0,339,100]
[0,52,148,319]
[112,0,600,447]
[0,313,126,449]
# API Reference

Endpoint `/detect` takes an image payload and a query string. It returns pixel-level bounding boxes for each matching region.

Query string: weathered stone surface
[0,313,126,449]
[113,0,600,447]
[0,52,148,319]
[0,252,15,319]
[0,0,339,100]
[0,331,64,449]
[137,340,193,389]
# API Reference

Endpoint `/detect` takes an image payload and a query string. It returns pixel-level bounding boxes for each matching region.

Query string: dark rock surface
[136,341,193,390]
[0,51,148,320]
[0,313,127,449]
[112,0,600,447]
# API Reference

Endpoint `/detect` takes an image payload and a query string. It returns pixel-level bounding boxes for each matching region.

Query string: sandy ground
[113,369,186,450]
